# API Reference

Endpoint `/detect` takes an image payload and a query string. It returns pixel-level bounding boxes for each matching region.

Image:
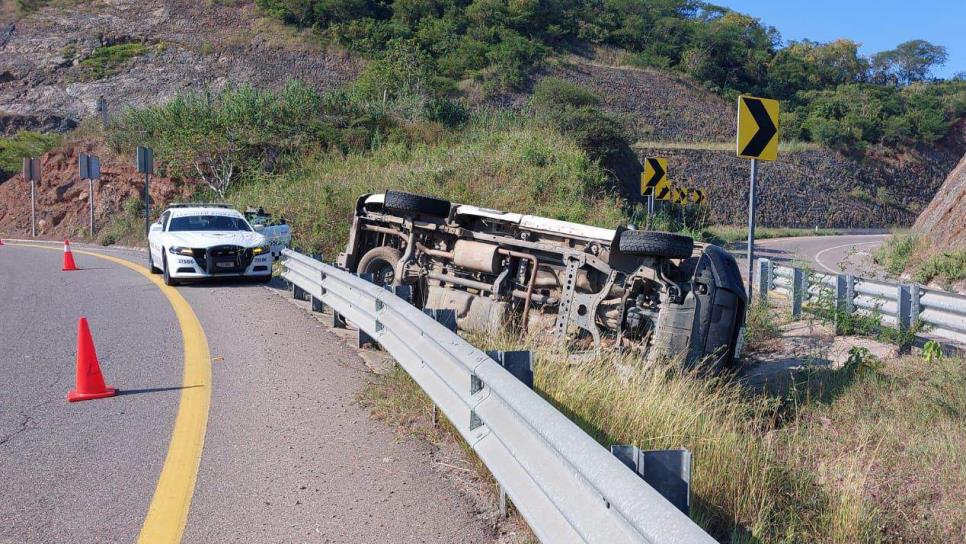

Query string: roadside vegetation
[256,0,965,152]
[363,327,965,542]
[0,130,61,179]
[873,232,966,287]
[77,42,150,80]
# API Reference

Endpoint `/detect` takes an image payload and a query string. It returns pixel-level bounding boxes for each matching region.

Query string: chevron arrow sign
[737,96,779,161]
[640,157,668,196]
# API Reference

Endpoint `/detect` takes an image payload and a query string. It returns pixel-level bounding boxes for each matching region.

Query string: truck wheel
[384,190,451,219]
[618,231,694,259]
[358,246,401,286]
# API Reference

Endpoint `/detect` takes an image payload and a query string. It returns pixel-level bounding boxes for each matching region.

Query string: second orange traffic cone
[63,239,78,271]
[67,317,117,402]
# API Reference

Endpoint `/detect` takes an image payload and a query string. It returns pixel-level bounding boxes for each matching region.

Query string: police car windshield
[168,215,252,232]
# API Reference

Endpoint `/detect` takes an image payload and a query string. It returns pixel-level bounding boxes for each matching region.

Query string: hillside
[0,0,963,240]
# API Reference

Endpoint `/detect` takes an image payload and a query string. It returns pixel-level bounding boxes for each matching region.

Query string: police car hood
[166,230,266,249]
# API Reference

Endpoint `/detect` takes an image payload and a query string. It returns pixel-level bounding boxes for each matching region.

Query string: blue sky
[719,1,964,79]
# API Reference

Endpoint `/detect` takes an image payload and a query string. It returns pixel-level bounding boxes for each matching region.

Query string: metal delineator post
[835,274,854,334]
[757,258,771,304]
[746,158,758,302]
[791,267,805,319]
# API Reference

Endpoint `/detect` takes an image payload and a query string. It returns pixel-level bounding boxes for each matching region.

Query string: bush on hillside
[0,131,61,180]
[255,0,965,150]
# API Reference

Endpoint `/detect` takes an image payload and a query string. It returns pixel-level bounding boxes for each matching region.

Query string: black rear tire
[618,230,694,259]
[384,190,451,219]
[357,246,401,286]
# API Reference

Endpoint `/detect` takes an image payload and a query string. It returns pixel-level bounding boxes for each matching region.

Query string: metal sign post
[96,96,109,128]
[136,146,154,237]
[79,153,101,236]
[736,95,780,302]
[22,157,40,237]
[746,159,758,300]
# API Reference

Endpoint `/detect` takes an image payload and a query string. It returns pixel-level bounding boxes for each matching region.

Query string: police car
[147,204,274,286]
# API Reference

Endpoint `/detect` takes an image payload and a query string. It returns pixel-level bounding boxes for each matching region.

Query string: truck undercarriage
[338,191,747,369]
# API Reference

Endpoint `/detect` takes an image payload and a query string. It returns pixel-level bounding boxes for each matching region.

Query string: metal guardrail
[281,249,714,544]
[758,259,966,345]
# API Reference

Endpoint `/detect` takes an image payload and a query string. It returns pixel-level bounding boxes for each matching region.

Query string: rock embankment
[913,152,965,249]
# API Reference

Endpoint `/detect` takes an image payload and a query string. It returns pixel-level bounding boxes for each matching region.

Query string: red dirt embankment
[0,142,195,241]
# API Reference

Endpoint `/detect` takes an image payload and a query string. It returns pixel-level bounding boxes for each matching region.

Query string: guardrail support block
[791,268,805,319]
[757,259,771,303]
[423,308,458,333]
[292,284,307,301]
[611,445,691,516]
[898,284,913,331]
[383,284,413,304]
[330,310,346,329]
[357,327,377,349]
[910,284,921,324]
[311,296,325,313]
[485,350,534,389]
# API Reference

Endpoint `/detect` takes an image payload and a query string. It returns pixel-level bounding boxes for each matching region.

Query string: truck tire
[357,246,401,286]
[384,190,451,219]
[618,230,694,259]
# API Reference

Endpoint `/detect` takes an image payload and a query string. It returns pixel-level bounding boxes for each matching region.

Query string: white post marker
[22,157,41,237]
[736,95,780,301]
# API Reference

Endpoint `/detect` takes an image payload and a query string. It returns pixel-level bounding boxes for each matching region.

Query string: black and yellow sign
[641,157,668,196]
[670,187,688,204]
[688,188,706,205]
[737,96,779,161]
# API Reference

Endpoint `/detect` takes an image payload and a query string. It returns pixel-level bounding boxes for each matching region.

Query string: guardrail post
[791,268,805,319]
[610,445,691,516]
[311,296,325,313]
[909,284,921,325]
[423,308,457,333]
[485,351,534,389]
[357,323,378,349]
[898,284,913,331]
[292,283,307,301]
[757,259,771,304]
[834,274,854,334]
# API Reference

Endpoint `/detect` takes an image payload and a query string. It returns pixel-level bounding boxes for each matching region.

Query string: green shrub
[531,78,601,111]
[79,43,149,80]
[914,250,966,286]
[0,131,61,179]
[872,233,923,275]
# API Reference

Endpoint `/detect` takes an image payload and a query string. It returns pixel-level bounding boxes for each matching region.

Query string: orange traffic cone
[63,239,78,271]
[67,317,117,402]
[0,238,4,245]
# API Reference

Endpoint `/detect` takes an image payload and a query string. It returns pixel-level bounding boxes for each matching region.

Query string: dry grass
[380,328,964,543]
[634,139,821,154]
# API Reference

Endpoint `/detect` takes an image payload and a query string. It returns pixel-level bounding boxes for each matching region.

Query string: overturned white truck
[337,191,747,369]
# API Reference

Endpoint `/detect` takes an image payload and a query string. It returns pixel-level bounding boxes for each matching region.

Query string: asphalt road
[733,233,891,278]
[0,242,491,543]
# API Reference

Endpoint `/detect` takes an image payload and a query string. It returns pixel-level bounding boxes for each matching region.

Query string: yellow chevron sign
[737,95,780,161]
[688,189,706,205]
[640,157,668,196]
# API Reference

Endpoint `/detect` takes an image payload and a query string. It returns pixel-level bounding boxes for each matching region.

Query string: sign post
[79,153,101,236]
[96,96,109,128]
[641,157,668,225]
[136,146,154,237]
[22,157,41,237]
[736,95,779,302]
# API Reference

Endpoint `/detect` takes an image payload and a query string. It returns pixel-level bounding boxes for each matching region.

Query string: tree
[871,40,948,85]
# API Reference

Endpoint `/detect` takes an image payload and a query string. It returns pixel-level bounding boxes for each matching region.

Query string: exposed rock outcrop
[913,153,966,249]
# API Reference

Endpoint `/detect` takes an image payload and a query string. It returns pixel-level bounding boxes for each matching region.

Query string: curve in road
[7,243,212,544]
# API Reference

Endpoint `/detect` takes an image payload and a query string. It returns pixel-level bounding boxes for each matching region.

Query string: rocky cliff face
[0,0,359,135]
[914,152,965,249]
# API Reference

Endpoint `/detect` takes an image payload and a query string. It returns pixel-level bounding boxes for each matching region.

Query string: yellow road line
[10,243,211,544]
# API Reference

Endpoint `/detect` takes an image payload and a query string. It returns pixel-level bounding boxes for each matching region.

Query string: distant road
[733,233,891,278]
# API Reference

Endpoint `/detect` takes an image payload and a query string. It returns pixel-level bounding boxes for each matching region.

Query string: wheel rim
[368,260,395,286]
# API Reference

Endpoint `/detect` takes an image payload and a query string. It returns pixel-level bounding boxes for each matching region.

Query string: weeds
[78,42,149,80]
[0,130,61,178]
